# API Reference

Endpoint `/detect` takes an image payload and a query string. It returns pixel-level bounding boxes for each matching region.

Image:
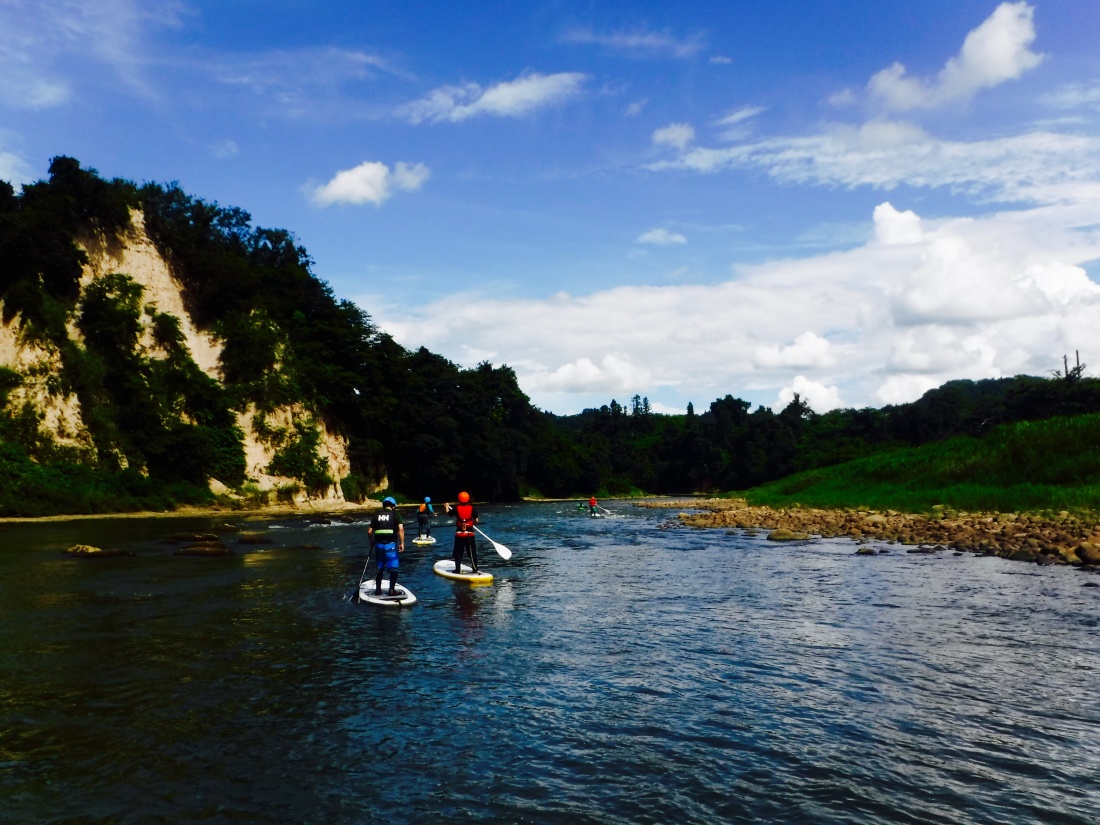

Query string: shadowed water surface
[1,503,1099,823]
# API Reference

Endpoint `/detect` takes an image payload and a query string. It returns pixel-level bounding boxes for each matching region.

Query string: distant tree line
[1,158,1097,515]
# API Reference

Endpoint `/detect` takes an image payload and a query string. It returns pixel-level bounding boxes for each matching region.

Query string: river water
[1,502,1098,824]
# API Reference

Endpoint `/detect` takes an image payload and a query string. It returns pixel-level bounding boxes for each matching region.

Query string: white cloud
[533,354,652,394]
[625,98,648,117]
[309,160,430,207]
[717,106,765,127]
[874,375,941,406]
[652,122,694,150]
[561,27,705,59]
[867,1,1043,112]
[398,72,586,124]
[368,200,1100,414]
[210,139,239,159]
[0,0,185,108]
[637,228,687,246]
[1042,82,1100,111]
[776,376,845,413]
[873,202,923,245]
[0,147,33,185]
[650,121,1100,206]
[709,56,733,66]
[753,331,834,370]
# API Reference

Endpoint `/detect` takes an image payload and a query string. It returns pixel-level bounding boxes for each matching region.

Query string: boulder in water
[766,528,809,541]
[63,544,133,557]
[236,533,275,545]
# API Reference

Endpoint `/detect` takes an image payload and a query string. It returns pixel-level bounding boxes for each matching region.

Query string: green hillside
[739,413,1100,514]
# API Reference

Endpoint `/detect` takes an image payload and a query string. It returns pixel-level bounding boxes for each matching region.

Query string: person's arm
[397,522,405,551]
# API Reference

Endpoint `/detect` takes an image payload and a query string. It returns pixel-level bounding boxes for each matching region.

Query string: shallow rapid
[1,502,1098,823]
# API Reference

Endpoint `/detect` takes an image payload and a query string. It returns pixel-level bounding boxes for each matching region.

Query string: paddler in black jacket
[445,492,480,573]
[367,496,405,596]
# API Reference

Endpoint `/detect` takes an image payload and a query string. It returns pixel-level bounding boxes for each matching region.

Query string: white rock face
[1,209,354,505]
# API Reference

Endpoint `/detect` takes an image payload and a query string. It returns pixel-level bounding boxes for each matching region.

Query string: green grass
[736,413,1100,514]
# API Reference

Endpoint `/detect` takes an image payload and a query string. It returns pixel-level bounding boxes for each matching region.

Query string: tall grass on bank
[739,413,1100,514]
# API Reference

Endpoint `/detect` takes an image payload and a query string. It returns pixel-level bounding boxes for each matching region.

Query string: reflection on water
[1,504,1099,823]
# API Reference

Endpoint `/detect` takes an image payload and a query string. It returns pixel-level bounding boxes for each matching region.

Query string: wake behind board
[359,581,418,607]
[412,536,437,546]
[433,559,493,584]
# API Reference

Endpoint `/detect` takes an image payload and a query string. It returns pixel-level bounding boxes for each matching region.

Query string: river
[1,502,1098,824]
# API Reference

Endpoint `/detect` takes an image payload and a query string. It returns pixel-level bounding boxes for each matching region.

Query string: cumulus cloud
[867,1,1043,112]
[637,228,687,246]
[561,27,705,59]
[776,376,845,413]
[753,331,834,370]
[874,375,941,406]
[309,160,429,207]
[533,354,652,394]
[625,98,648,117]
[874,202,923,245]
[368,200,1100,413]
[398,72,586,124]
[652,122,694,150]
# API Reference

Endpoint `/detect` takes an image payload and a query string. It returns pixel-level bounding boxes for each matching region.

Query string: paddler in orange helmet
[444,492,480,573]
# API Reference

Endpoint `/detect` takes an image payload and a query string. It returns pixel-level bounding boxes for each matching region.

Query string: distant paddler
[588,495,598,516]
[417,496,436,540]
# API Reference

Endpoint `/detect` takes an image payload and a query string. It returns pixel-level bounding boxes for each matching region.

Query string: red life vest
[455,503,475,537]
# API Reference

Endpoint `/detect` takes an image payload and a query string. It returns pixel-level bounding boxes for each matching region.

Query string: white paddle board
[433,559,493,584]
[359,580,418,607]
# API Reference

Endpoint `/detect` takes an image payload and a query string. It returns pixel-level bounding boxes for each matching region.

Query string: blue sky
[3,1,1100,414]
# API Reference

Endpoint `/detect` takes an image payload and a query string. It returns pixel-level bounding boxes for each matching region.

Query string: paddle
[349,553,371,603]
[597,504,613,515]
[473,525,512,560]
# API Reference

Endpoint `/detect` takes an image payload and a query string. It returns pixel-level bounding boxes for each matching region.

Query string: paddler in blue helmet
[417,496,435,539]
[367,496,405,596]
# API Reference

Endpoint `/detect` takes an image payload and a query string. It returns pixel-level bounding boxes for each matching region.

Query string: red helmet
[458,491,470,503]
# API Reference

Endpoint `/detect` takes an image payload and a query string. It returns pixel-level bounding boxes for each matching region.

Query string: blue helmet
[424,497,431,503]
[382,496,397,507]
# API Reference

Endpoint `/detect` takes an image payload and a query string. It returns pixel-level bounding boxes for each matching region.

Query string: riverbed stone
[236,533,275,545]
[63,544,132,557]
[176,543,232,556]
[767,528,809,541]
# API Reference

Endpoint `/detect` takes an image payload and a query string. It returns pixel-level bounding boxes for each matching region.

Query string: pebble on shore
[639,499,1100,567]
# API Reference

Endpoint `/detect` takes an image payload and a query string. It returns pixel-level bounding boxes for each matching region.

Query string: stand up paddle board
[412,536,437,546]
[359,581,418,607]
[433,559,493,583]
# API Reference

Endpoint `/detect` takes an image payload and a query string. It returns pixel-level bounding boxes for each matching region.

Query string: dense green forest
[2,158,1098,516]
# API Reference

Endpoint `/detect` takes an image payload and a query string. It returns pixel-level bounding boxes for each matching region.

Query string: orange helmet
[458,491,470,503]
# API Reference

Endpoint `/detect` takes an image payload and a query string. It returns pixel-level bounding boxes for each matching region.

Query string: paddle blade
[474,526,512,560]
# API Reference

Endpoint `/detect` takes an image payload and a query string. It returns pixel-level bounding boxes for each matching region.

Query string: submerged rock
[766,528,810,541]
[63,544,133,557]
[168,532,218,542]
[176,542,232,556]
[236,533,275,545]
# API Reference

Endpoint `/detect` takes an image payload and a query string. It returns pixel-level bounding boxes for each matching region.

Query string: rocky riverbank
[639,499,1100,567]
